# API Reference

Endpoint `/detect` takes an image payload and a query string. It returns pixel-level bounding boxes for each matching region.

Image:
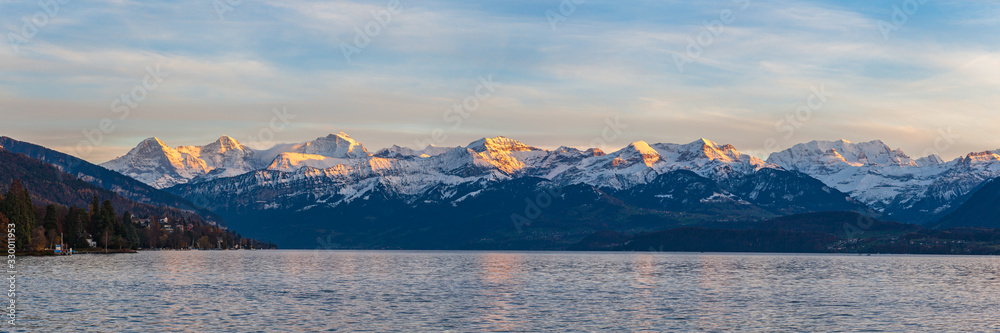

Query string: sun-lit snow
[101,136,261,188]
[102,134,1000,223]
[267,153,352,172]
[768,140,1000,216]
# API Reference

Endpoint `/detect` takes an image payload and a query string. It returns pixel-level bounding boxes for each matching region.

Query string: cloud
[0,0,998,163]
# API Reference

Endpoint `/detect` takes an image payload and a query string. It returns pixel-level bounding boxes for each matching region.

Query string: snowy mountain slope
[162,135,861,221]
[548,139,772,190]
[100,137,215,189]
[104,133,1000,225]
[266,153,355,172]
[286,132,370,159]
[100,136,269,188]
[166,156,867,249]
[373,145,455,159]
[101,133,375,189]
[93,132,1000,247]
[767,140,1000,222]
[931,177,1000,229]
[105,132,778,193]
[767,140,935,208]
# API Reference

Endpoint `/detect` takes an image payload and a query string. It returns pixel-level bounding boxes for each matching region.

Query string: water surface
[18,251,1000,332]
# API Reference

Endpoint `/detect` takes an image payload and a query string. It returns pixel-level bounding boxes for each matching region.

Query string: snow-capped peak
[765,139,1000,222]
[642,139,767,169]
[768,139,917,169]
[100,134,1000,226]
[626,140,658,153]
[960,150,1000,166]
[101,137,206,188]
[259,132,373,172]
[137,137,169,150]
[621,141,662,166]
[466,136,539,153]
[690,138,718,148]
[916,154,944,166]
[103,136,264,188]
[291,132,370,159]
[204,135,245,153]
[675,138,747,163]
[461,136,546,174]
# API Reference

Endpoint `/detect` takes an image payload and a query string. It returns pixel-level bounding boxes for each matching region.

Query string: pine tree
[101,200,120,242]
[76,210,91,248]
[4,180,37,250]
[41,205,60,249]
[42,205,59,232]
[64,207,86,249]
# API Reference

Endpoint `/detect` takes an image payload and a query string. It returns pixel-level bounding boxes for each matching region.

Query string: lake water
[15,251,1000,332]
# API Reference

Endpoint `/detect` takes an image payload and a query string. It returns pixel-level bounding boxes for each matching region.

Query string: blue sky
[1,0,998,162]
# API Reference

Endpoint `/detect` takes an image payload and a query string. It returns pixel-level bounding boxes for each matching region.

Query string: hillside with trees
[0,147,275,253]
[0,178,275,253]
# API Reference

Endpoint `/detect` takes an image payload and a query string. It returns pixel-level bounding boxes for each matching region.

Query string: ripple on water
[17,251,1000,332]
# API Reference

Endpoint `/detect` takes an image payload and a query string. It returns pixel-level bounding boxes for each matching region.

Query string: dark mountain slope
[931,178,1000,229]
[0,148,210,223]
[0,136,220,222]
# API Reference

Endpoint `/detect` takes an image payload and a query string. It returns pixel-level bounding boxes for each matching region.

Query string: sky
[1,0,998,163]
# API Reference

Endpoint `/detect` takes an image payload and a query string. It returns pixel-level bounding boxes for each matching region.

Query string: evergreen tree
[4,180,37,249]
[100,200,118,236]
[76,210,91,248]
[63,207,86,249]
[63,208,78,247]
[42,205,59,232]
[89,199,118,248]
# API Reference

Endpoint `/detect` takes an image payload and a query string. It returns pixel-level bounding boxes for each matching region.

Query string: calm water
[15,251,1000,332]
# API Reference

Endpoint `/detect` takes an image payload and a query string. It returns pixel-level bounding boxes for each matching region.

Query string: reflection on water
[478,253,526,332]
[17,251,1000,332]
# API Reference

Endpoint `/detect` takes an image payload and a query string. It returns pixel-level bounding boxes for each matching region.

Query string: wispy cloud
[0,0,998,162]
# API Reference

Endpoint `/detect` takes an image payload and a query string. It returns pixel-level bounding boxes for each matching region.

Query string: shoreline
[17,248,277,256]
[16,247,1000,256]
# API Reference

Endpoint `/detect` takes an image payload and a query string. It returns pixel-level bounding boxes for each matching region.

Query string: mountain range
[85,133,1000,247]
[2,133,998,249]
[99,133,371,188]
[768,139,1000,223]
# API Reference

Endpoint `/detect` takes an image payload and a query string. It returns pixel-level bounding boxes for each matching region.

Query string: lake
[16,251,1000,332]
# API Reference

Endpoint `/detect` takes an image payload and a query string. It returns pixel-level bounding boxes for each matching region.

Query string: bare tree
[102,229,111,253]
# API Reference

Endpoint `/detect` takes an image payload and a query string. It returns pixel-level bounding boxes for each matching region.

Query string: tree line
[0,179,275,252]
